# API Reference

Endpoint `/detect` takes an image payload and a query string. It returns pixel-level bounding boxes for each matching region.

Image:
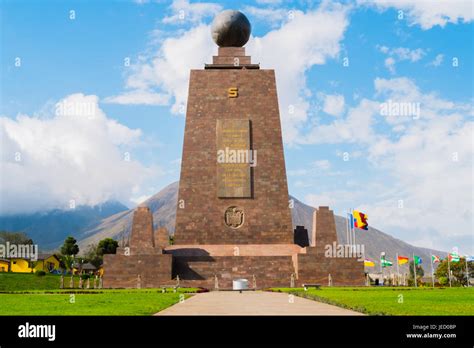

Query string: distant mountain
[0,201,128,250]
[76,181,446,264]
[77,182,178,250]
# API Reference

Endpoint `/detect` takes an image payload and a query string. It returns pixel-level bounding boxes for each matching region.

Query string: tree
[97,238,118,256]
[59,236,79,274]
[438,276,449,286]
[409,260,424,281]
[60,254,75,274]
[85,244,102,269]
[435,258,470,286]
[60,236,79,256]
[0,231,33,245]
[84,239,118,269]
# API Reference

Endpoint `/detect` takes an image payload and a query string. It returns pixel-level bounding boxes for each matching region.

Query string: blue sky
[1,0,473,254]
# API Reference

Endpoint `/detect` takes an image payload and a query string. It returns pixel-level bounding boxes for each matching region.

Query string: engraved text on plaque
[216,119,251,198]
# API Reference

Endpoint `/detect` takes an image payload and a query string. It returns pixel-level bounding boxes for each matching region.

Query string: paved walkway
[155,291,363,316]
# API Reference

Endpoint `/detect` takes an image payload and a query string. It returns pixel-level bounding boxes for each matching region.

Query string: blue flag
[349,213,354,229]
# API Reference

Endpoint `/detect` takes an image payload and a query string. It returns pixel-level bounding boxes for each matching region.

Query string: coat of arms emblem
[224,206,244,228]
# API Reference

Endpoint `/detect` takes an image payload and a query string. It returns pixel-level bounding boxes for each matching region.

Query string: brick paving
[155,291,363,316]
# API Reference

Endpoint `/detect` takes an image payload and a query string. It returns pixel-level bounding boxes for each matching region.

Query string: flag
[352,210,368,230]
[364,259,375,267]
[431,255,441,263]
[397,255,409,265]
[449,253,460,262]
[381,259,393,267]
[414,255,422,265]
[349,213,355,231]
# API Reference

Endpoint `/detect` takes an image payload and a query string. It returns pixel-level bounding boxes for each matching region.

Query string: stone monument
[103,10,364,289]
[174,9,293,246]
[297,207,365,285]
[103,207,172,288]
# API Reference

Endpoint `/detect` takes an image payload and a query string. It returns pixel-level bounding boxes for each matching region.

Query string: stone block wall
[173,255,295,289]
[297,252,365,286]
[297,206,365,286]
[129,206,156,255]
[103,254,172,288]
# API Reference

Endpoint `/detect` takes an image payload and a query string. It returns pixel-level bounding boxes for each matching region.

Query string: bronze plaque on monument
[216,119,251,198]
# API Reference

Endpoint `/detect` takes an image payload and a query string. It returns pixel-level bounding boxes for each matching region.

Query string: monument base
[164,244,302,256]
[103,206,366,289]
[173,255,295,289]
[103,254,172,288]
[166,246,364,289]
[297,248,366,286]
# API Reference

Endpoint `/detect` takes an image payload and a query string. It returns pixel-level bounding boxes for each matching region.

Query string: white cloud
[361,109,473,250]
[247,4,350,143]
[0,93,155,214]
[304,189,361,209]
[373,76,462,123]
[374,76,420,98]
[322,94,345,116]
[360,0,474,29]
[256,0,282,4]
[288,169,309,176]
[129,194,152,205]
[243,6,288,26]
[392,47,425,62]
[428,54,444,67]
[171,158,181,165]
[104,90,170,105]
[106,24,215,114]
[298,77,473,253]
[162,0,222,24]
[305,193,337,208]
[300,98,380,145]
[384,57,396,73]
[108,3,350,144]
[313,159,331,170]
[377,46,426,73]
[378,45,389,54]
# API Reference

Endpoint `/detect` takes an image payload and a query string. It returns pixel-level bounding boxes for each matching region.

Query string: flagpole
[430,254,435,288]
[345,211,348,245]
[380,252,384,286]
[396,253,399,286]
[346,211,350,246]
[347,210,352,248]
[352,209,356,250]
[447,252,452,288]
[381,261,384,286]
[465,256,470,287]
[413,253,417,288]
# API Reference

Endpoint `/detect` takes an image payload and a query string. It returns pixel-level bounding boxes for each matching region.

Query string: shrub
[438,276,448,286]
[35,270,46,277]
[81,274,90,280]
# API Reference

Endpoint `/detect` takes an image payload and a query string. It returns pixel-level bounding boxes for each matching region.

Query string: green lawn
[0,272,88,291]
[0,272,199,315]
[272,287,474,315]
[0,289,195,315]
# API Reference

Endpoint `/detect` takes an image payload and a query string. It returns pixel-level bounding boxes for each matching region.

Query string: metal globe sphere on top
[211,10,251,47]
